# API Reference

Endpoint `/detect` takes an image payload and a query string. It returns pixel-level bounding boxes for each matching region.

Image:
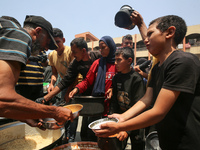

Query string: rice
[0,134,53,150]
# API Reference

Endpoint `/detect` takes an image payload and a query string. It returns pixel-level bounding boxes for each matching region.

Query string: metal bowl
[88,118,118,131]
[42,118,64,130]
[63,104,83,119]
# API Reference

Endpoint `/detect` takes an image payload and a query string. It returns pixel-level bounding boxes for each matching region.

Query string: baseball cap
[24,15,58,50]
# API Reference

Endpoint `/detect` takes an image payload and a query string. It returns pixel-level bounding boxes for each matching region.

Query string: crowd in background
[1,8,200,150]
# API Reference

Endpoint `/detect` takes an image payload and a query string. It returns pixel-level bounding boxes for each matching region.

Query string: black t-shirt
[149,50,200,150]
[57,51,101,95]
[110,70,145,114]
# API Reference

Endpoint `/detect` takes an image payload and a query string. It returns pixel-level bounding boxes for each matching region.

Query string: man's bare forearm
[0,91,57,120]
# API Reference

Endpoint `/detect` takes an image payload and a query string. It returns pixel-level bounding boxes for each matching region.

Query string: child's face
[99,41,110,57]
[115,54,131,73]
[145,22,167,57]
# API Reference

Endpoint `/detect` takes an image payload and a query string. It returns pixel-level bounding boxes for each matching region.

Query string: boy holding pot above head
[109,47,145,150]
[95,11,200,150]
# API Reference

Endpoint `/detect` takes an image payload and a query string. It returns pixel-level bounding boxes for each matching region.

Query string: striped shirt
[0,18,32,69]
[17,51,46,86]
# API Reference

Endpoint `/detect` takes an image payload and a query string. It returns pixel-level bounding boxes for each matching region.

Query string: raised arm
[131,10,148,41]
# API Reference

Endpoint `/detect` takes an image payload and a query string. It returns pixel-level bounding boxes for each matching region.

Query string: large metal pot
[52,141,100,150]
[0,117,15,126]
[0,121,64,150]
[73,96,105,116]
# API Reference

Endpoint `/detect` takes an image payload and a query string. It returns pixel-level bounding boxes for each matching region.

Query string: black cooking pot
[73,96,105,116]
[98,136,124,150]
[114,5,135,30]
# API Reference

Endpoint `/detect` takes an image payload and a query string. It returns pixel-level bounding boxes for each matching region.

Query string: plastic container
[43,82,49,93]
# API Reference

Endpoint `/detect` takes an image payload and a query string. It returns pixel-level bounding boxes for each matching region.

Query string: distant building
[75,24,200,63]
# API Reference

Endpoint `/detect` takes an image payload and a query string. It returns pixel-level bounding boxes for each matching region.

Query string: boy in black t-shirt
[110,47,145,150]
[95,12,200,150]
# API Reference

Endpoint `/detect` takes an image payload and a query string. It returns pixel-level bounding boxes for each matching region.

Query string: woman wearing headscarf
[69,35,117,116]
[69,36,117,142]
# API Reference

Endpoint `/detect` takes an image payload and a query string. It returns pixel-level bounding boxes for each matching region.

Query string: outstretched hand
[117,131,128,141]
[106,88,113,99]
[21,119,46,130]
[94,121,120,137]
[54,106,73,124]
[107,113,125,123]
[48,84,54,93]
[35,97,46,104]
[69,88,78,99]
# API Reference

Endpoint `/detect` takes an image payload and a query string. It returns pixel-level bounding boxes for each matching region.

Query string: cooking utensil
[73,96,105,116]
[63,104,83,119]
[52,141,100,150]
[41,118,64,130]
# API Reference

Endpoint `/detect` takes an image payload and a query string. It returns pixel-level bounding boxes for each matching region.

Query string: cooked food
[0,134,53,150]
[64,104,83,113]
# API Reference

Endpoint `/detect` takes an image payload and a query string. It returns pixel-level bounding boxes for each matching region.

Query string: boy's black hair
[70,37,88,52]
[115,47,134,63]
[122,34,133,43]
[53,28,63,38]
[149,15,187,46]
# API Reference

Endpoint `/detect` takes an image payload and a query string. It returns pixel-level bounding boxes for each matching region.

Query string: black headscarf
[92,36,116,96]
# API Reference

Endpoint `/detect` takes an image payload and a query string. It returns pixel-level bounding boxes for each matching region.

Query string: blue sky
[1,0,200,46]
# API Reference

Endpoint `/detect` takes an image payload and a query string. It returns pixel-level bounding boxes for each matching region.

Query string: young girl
[69,35,117,116]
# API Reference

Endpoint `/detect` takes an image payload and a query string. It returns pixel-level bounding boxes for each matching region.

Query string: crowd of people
[0,8,200,150]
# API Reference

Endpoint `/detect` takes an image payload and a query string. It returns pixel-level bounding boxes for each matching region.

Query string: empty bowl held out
[88,118,119,132]
[63,104,83,119]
